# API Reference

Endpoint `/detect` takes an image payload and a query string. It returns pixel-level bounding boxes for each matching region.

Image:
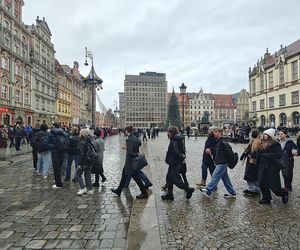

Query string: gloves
[240,153,247,161]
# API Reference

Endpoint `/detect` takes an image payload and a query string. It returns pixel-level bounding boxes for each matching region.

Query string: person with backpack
[29,122,41,172]
[65,127,80,182]
[257,129,288,204]
[161,126,194,201]
[76,128,96,195]
[36,123,51,179]
[92,128,106,187]
[278,129,298,191]
[48,122,69,189]
[200,127,237,199]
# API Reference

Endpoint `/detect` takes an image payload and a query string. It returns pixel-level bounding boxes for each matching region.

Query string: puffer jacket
[68,133,80,155]
[213,137,234,165]
[165,134,185,166]
[48,128,66,153]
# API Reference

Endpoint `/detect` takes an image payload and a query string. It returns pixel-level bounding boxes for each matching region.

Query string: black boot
[111,188,121,197]
[161,193,174,201]
[186,187,195,199]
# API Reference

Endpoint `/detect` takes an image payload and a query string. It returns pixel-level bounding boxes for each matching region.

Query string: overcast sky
[22,0,300,110]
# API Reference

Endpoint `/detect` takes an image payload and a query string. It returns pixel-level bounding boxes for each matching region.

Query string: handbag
[132,154,148,171]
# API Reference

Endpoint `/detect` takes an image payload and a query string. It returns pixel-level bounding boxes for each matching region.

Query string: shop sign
[0,107,9,112]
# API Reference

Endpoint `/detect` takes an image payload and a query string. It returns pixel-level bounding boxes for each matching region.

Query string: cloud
[22,0,300,109]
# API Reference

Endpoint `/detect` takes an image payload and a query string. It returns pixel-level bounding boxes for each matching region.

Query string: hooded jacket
[48,128,67,153]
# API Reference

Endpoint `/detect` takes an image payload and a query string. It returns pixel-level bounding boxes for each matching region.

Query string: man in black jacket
[200,127,236,198]
[111,126,148,199]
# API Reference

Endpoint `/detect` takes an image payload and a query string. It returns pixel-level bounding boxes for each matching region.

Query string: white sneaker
[77,188,87,195]
[86,189,94,195]
[200,188,212,198]
[224,193,237,199]
[43,176,48,180]
[52,184,63,189]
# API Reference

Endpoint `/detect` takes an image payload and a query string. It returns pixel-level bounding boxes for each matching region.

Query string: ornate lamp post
[179,83,187,132]
[83,47,103,128]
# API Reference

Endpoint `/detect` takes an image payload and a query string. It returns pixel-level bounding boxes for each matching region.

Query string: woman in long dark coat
[92,128,106,187]
[240,129,261,196]
[257,129,288,204]
[162,126,194,201]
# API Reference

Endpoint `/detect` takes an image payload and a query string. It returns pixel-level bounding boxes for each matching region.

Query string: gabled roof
[212,94,235,108]
[187,92,213,100]
[36,17,52,36]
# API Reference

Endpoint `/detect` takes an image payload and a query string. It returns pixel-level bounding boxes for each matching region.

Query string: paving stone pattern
[0,134,299,249]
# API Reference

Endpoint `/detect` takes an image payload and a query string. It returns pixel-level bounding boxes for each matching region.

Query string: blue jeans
[37,151,51,177]
[247,181,260,193]
[125,170,152,187]
[201,162,215,180]
[66,154,79,179]
[206,164,235,195]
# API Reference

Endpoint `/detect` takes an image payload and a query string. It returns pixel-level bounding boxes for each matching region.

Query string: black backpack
[227,152,239,169]
[37,133,51,153]
[85,141,97,163]
[55,133,70,152]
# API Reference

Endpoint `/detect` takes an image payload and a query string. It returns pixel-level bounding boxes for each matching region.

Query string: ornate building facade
[187,88,214,126]
[0,0,33,126]
[232,88,249,124]
[29,16,56,125]
[249,40,300,127]
[212,94,235,126]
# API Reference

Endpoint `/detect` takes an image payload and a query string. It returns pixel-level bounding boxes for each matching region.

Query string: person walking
[161,126,194,201]
[65,127,80,182]
[278,129,298,191]
[8,126,15,148]
[196,129,217,187]
[92,128,107,187]
[257,128,288,204]
[29,122,41,172]
[36,123,51,179]
[142,129,148,142]
[200,127,236,199]
[76,129,96,195]
[14,124,23,151]
[111,126,148,199]
[240,129,261,196]
[48,122,69,189]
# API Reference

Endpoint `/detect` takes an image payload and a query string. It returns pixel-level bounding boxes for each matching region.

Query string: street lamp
[83,47,103,128]
[179,83,187,132]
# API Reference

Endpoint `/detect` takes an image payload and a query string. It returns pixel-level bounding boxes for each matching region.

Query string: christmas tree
[165,90,182,128]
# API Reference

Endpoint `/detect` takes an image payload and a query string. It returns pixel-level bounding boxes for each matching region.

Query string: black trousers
[260,167,287,202]
[15,137,21,150]
[117,167,147,194]
[95,173,106,183]
[51,152,64,187]
[166,165,188,194]
[32,149,38,170]
[282,163,294,189]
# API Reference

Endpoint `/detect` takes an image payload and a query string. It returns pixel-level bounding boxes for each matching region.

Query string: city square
[0,134,299,249]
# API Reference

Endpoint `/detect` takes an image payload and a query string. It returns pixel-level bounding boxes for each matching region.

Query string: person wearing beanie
[76,128,95,195]
[278,129,298,191]
[240,129,261,196]
[257,129,288,204]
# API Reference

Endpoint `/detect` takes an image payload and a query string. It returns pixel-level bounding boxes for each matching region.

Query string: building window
[1,57,9,70]
[279,94,286,106]
[1,85,8,99]
[291,60,298,81]
[268,71,273,88]
[269,97,274,108]
[15,90,21,102]
[41,99,45,110]
[25,93,29,105]
[279,64,284,84]
[25,70,30,81]
[15,63,21,75]
[291,91,299,104]
[259,99,265,110]
[251,79,256,93]
[252,101,256,111]
[260,74,264,91]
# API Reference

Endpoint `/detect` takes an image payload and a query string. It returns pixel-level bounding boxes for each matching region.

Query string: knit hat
[80,128,92,137]
[263,128,276,139]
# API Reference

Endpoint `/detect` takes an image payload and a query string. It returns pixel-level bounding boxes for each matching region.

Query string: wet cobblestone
[0,134,299,249]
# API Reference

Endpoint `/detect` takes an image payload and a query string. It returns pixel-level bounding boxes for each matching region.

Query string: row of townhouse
[0,0,92,127]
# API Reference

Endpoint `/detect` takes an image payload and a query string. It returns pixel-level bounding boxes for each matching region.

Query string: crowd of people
[197,127,300,204]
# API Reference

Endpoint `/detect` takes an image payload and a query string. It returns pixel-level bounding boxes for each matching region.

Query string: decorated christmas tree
[165,90,182,128]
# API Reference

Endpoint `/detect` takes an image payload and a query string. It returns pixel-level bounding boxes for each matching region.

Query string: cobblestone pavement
[0,134,299,249]
[147,134,300,250]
